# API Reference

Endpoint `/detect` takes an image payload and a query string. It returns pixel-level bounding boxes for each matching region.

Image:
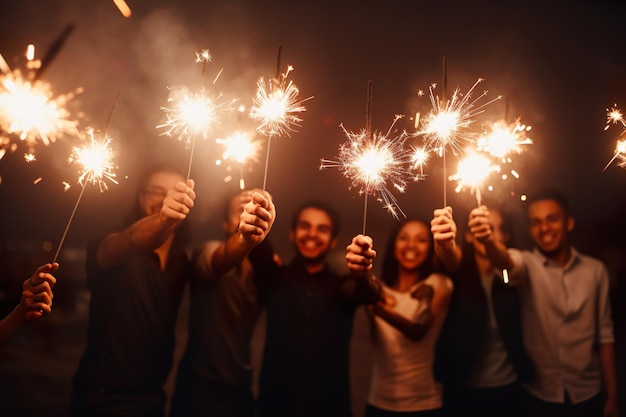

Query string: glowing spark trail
[53,127,118,264]
[158,50,236,180]
[603,105,626,171]
[249,47,312,190]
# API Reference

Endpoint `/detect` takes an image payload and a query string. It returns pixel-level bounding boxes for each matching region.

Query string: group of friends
[2,160,618,417]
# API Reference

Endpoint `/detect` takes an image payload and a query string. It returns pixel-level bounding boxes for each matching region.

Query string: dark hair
[525,187,570,217]
[290,200,341,238]
[379,218,435,288]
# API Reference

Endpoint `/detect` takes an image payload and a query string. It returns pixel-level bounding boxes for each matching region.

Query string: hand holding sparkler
[430,206,462,272]
[345,234,376,275]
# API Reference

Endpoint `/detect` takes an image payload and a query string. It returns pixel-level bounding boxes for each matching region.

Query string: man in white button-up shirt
[466,188,618,417]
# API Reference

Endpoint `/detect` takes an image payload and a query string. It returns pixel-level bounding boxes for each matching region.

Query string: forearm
[484,240,515,270]
[98,213,177,268]
[600,343,618,401]
[208,233,255,278]
[374,306,430,341]
[434,241,462,273]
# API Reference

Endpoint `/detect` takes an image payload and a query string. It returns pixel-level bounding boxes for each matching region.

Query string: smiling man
[249,200,382,417]
[466,188,618,417]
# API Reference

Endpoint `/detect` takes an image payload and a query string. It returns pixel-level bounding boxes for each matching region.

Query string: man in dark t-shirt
[68,162,196,417]
[250,200,382,417]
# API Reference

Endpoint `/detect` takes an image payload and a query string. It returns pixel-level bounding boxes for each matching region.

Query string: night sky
[1,0,626,273]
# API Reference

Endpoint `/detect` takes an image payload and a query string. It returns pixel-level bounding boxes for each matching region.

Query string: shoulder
[425,272,453,292]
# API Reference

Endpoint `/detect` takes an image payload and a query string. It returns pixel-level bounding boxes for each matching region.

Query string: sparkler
[158,49,236,180]
[603,105,626,171]
[416,75,501,206]
[320,81,413,234]
[248,47,312,190]
[0,30,82,160]
[450,148,500,207]
[216,129,262,189]
[52,126,118,263]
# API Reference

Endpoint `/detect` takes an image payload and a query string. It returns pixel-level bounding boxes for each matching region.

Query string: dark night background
[1,1,626,416]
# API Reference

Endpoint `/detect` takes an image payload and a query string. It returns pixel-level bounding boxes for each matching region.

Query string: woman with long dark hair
[346,218,453,417]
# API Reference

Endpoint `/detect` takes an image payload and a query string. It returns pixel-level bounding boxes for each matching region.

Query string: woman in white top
[346,219,453,417]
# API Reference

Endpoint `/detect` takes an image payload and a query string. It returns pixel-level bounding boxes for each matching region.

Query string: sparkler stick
[34,24,75,81]
[320,82,413,235]
[249,46,311,190]
[416,71,501,207]
[52,98,119,263]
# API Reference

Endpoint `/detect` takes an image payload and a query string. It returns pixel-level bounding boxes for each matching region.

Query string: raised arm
[468,205,515,271]
[372,274,453,342]
[0,263,58,346]
[97,179,196,268]
[200,190,276,278]
[431,206,462,272]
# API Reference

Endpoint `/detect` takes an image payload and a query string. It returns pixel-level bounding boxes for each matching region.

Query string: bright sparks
[603,105,626,171]
[417,79,502,157]
[410,145,430,181]
[68,127,118,192]
[158,50,236,145]
[249,65,311,138]
[0,45,82,159]
[216,131,261,165]
[450,149,500,206]
[320,117,414,219]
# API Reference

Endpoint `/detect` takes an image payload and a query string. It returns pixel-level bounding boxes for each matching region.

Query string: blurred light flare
[450,149,500,206]
[0,45,82,159]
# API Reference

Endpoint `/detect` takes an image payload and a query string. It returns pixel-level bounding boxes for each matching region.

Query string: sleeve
[505,248,528,287]
[596,260,615,345]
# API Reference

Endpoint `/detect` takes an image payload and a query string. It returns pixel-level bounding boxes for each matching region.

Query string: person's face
[289,207,336,263]
[394,221,431,272]
[527,199,573,256]
[466,209,509,257]
[138,171,184,217]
